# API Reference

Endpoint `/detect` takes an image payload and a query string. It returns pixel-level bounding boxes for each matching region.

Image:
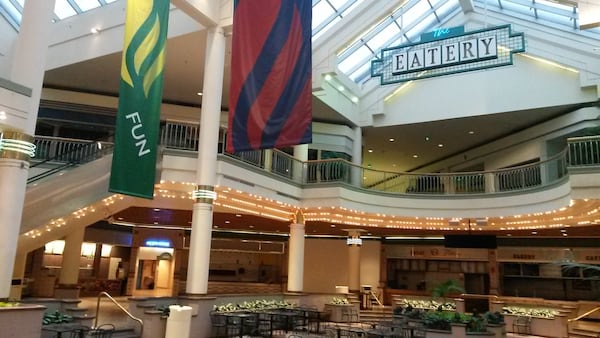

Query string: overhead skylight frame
[337,0,462,84]
[312,0,365,42]
[0,0,113,29]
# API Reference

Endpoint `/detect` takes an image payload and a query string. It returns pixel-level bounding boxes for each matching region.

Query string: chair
[88,323,115,338]
[512,316,532,334]
[67,325,90,338]
[209,311,227,338]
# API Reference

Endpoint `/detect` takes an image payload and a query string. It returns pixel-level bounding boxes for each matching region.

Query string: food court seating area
[209,306,427,338]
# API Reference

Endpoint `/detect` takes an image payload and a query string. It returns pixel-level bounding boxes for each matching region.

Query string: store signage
[145,239,171,248]
[371,25,525,85]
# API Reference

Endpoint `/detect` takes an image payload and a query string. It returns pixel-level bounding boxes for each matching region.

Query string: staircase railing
[370,291,383,307]
[29,136,114,184]
[567,305,600,334]
[95,291,143,336]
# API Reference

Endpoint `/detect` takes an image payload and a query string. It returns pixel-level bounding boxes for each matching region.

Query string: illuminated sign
[371,25,525,85]
[346,237,362,246]
[145,239,172,248]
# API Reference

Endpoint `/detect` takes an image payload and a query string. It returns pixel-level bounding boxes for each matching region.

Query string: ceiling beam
[459,0,475,13]
[171,0,220,27]
[578,0,600,30]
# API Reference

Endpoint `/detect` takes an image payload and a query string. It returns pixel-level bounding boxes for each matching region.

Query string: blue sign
[145,239,172,248]
[420,26,465,43]
[371,25,525,85]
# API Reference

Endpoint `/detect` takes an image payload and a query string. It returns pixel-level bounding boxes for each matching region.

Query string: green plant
[484,311,504,325]
[423,311,452,331]
[42,310,73,325]
[431,279,465,303]
[466,316,486,333]
[393,305,403,315]
[331,297,349,305]
[0,302,19,307]
[213,299,291,312]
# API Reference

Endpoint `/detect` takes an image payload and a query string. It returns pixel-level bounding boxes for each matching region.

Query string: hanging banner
[227,0,312,153]
[109,0,169,199]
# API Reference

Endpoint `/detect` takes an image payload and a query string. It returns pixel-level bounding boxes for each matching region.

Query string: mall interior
[1,0,600,337]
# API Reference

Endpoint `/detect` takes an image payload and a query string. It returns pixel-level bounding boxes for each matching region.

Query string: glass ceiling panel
[75,0,102,12]
[312,0,364,41]
[0,0,118,29]
[472,0,590,32]
[54,0,78,20]
[337,0,462,84]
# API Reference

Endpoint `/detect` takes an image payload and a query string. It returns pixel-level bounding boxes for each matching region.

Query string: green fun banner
[109,0,169,199]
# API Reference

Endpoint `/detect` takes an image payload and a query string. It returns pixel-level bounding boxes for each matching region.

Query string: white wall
[372,56,596,128]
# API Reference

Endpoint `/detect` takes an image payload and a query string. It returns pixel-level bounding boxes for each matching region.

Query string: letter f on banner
[109,0,170,199]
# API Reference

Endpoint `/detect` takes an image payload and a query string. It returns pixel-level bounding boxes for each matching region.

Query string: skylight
[336,0,462,84]
[0,0,115,29]
[312,0,365,41]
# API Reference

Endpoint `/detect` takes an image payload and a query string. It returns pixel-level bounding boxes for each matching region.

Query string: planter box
[504,314,567,338]
[324,303,359,322]
[0,304,46,338]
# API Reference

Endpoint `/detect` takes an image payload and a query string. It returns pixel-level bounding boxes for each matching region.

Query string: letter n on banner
[109,0,169,199]
[227,0,312,153]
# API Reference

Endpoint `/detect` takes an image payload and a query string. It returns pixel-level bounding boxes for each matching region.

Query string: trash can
[165,305,193,338]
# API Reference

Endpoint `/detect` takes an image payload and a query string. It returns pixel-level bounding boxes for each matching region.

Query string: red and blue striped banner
[227,0,312,153]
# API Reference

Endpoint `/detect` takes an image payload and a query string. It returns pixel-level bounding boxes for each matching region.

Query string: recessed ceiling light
[468,131,475,135]
[438,144,444,147]
[413,154,419,158]
[153,208,161,212]
[90,27,100,34]
[330,224,336,227]
[389,138,395,142]
[0,111,6,120]
[324,74,332,81]
[531,231,537,235]
[368,149,373,153]
[225,220,230,224]
[197,92,203,96]
[249,225,254,228]
[338,85,345,91]
[562,233,568,236]
[560,229,566,232]
[235,214,242,217]
[153,221,158,224]
[425,136,430,141]
[117,217,124,220]
[214,225,219,228]
[351,97,359,103]
[392,164,397,167]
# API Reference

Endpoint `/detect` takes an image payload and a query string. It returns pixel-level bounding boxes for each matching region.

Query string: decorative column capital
[192,185,216,204]
[0,129,35,161]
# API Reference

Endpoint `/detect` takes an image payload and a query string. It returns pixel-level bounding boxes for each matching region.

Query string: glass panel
[54,0,78,19]
[312,1,334,30]
[313,16,340,41]
[348,62,371,82]
[536,0,572,11]
[0,0,21,22]
[104,0,120,2]
[329,0,348,9]
[15,0,23,7]
[338,45,372,73]
[74,0,101,12]
[405,13,438,42]
[435,0,459,18]
[366,24,400,51]
[537,9,574,27]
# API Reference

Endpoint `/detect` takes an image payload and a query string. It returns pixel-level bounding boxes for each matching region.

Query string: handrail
[95,291,143,336]
[370,290,383,306]
[567,305,600,323]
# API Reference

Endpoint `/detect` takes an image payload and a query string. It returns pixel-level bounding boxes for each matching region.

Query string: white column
[10,0,56,132]
[264,149,273,172]
[186,26,226,295]
[0,1,55,299]
[348,244,361,293]
[352,127,362,186]
[9,253,27,300]
[293,144,308,182]
[287,211,305,293]
[59,227,85,285]
[346,230,362,293]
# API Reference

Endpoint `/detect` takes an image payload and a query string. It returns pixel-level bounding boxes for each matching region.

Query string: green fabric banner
[109,0,170,199]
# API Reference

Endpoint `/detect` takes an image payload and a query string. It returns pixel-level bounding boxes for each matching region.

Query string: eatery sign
[371,25,525,85]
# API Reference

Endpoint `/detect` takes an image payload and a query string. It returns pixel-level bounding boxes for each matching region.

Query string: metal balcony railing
[29,122,599,197]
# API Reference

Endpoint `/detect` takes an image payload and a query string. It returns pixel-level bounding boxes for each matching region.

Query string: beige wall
[303,238,381,293]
